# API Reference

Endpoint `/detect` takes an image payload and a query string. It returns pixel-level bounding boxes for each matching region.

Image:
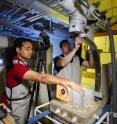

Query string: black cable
[105,19,117,124]
[84,37,101,95]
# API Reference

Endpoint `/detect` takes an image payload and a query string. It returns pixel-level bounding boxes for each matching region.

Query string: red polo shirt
[6,56,29,88]
[2,56,29,107]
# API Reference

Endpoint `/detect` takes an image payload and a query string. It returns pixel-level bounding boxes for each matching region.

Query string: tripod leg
[47,85,51,101]
[43,62,51,101]
[26,82,36,123]
[35,83,40,106]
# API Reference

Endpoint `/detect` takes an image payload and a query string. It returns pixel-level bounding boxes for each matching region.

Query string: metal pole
[96,112,109,124]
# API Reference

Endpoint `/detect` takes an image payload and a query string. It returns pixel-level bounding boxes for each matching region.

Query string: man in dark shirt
[54,36,93,84]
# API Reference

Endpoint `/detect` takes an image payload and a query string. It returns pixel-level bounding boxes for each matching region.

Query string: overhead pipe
[26,13,43,21]
[29,15,44,22]
[9,5,25,17]
[21,9,33,16]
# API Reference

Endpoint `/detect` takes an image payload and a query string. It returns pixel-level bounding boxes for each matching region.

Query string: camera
[39,31,50,51]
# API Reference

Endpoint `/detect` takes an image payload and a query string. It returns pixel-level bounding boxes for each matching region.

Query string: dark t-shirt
[54,53,84,74]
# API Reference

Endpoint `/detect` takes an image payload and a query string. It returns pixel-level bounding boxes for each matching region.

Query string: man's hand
[75,36,82,50]
[70,82,84,95]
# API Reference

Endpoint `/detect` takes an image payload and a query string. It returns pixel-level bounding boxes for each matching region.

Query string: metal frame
[95,112,110,124]
[34,102,110,124]
[34,102,62,124]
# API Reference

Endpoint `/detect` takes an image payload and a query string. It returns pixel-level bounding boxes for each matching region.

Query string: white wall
[0,36,8,47]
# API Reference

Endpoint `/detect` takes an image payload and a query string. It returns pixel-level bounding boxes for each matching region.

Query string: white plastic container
[71,88,94,108]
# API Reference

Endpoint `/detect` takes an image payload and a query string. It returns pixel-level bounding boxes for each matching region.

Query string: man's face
[17,41,33,60]
[61,42,71,55]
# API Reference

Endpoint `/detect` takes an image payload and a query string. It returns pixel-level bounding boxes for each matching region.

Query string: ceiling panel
[0,0,117,40]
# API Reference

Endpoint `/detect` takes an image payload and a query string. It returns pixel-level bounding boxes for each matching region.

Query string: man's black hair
[13,38,32,49]
[60,40,70,48]
[5,38,32,70]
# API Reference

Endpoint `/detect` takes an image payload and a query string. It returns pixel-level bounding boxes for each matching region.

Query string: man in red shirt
[2,38,83,124]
